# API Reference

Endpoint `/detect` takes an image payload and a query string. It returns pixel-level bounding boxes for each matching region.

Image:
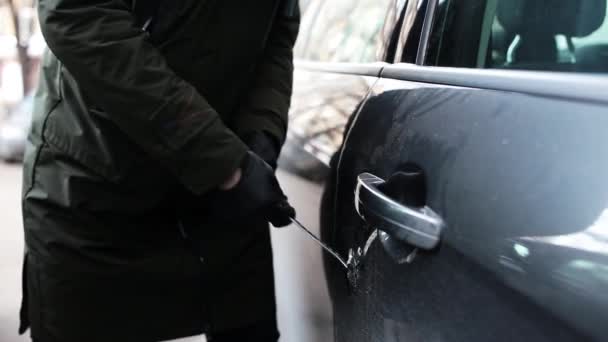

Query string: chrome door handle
[355,173,444,250]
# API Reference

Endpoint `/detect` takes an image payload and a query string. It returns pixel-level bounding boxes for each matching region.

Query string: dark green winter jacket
[20,0,299,341]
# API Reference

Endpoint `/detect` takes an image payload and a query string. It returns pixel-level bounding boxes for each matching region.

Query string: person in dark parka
[19,0,300,341]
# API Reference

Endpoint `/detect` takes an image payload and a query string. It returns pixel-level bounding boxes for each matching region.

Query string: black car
[274,0,608,341]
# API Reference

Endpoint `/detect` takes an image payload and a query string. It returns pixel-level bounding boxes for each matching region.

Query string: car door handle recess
[355,172,444,250]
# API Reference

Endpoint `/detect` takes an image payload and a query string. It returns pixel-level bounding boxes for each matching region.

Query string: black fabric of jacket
[20,0,300,341]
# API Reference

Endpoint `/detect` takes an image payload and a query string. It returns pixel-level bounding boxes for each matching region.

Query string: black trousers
[207,319,280,342]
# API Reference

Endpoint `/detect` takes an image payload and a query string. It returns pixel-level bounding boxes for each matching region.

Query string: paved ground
[0,163,29,342]
[0,163,332,342]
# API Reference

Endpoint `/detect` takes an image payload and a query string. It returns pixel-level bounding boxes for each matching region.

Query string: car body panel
[277,0,432,340]
[281,0,608,340]
[326,65,608,341]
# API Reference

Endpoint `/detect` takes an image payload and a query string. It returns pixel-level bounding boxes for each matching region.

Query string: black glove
[243,131,280,170]
[209,151,295,227]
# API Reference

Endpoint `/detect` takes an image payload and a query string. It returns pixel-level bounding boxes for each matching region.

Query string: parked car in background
[277,0,608,341]
[0,94,33,162]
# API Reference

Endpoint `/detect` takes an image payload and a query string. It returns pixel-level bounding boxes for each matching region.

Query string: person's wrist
[219,168,242,190]
[244,131,280,169]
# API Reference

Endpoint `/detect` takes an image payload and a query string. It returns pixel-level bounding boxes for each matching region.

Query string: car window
[295,0,397,63]
[426,0,608,73]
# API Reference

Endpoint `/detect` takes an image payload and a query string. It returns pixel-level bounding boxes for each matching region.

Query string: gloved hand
[243,131,280,169]
[210,151,295,227]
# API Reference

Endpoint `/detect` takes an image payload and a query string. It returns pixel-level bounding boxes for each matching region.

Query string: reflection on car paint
[330,77,608,341]
[280,70,376,183]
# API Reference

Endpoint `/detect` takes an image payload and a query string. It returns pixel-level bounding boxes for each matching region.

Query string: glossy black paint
[276,1,417,339]
[281,0,608,341]
[328,80,608,341]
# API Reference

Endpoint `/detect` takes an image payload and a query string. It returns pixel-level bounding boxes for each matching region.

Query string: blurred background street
[1,1,40,338]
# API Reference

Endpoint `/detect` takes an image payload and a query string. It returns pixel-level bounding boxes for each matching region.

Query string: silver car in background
[0,94,33,162]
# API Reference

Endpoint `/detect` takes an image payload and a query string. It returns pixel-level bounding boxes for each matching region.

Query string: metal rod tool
[289,217,349,269]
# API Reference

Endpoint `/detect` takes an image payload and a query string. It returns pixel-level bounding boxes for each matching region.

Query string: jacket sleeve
[231,2,301,147]
[38,0,248,195]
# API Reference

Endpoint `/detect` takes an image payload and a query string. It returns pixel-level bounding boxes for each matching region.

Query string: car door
[327,0,608,341]
[272,1,408,342]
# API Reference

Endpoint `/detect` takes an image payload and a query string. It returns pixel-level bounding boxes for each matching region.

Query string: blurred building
[0,0,41,110]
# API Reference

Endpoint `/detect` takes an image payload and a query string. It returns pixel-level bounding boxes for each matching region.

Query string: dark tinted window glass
[427,0,608,73]
[295,0,395,63]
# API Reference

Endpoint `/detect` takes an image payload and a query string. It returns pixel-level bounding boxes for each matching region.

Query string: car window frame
[381,0,608,112]
[414,0,438,65]
[390,0,437,65]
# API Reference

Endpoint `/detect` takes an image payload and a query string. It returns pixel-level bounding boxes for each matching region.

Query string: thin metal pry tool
[289,217,349,269]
